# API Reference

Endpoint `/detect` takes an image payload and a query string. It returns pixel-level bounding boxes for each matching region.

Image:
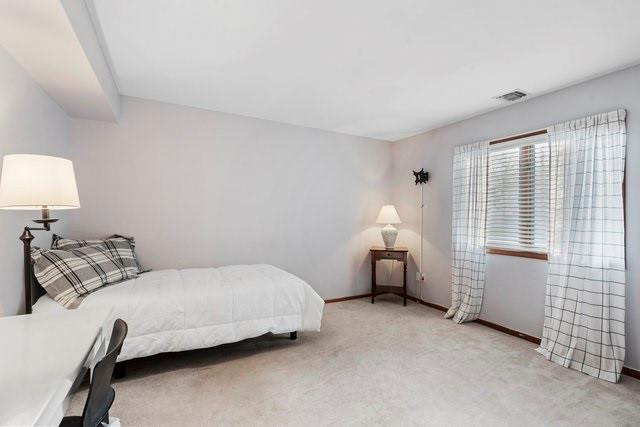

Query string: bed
[32,264,325,362]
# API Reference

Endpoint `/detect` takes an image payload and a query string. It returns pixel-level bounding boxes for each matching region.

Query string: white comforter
[33,264,325,361]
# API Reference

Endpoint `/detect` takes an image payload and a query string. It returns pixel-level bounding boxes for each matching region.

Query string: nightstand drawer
[374,251,405,261]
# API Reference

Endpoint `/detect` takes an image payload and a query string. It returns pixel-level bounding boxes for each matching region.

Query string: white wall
[391,64,640,369]
[0,47,71,316]
[66,96,392,300]
[5,30,636,369]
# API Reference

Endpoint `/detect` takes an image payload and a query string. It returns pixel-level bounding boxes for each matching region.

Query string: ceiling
[4,1,640,141]
[0,0,119,121]
[88,0,640,140]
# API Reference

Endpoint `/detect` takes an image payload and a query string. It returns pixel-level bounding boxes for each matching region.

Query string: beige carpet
[67,294,640,426]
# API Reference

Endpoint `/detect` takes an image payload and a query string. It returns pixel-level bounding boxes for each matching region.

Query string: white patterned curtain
[445,141,489,323]
[537,109,627,382]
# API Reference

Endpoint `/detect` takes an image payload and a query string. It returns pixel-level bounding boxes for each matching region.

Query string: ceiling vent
[494,90,528,102]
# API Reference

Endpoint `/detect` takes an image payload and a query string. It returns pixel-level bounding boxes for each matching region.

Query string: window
[487,131,549,259]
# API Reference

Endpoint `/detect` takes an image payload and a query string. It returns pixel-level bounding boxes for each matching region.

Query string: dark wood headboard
[27,259,46,313]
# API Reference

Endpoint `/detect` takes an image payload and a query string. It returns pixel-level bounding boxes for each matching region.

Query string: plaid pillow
[32,246,138,308]
[52,234,142,276]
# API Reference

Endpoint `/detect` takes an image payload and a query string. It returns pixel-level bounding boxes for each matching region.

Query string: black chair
[61,319,128,427]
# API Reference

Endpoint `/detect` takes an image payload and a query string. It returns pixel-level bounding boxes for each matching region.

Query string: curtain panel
[537,109,627,382]
[445,141,489,323]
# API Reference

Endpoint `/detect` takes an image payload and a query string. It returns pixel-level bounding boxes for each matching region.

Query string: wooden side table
[370,246,408,306]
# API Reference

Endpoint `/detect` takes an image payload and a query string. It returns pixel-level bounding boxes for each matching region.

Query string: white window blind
[487,133,549,253]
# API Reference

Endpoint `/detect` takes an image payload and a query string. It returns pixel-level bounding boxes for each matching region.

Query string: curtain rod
[489,129,547,146]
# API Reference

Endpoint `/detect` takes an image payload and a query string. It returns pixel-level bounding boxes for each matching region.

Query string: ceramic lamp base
[381,224,398,248]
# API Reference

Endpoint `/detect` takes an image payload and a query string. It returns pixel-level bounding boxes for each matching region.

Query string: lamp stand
[19,207,59,314]
[20,228,35,315]
[32,206,58,230]
[381,224,398,249]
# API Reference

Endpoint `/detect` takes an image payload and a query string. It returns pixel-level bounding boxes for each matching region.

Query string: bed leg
[289,331,297,340]
[113,362,127,379]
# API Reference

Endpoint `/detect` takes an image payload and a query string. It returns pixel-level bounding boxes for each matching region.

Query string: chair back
[81,319,128,427]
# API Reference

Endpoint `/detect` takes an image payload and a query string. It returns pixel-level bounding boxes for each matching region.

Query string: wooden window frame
[486,247,548,260]
[486,129,549,261]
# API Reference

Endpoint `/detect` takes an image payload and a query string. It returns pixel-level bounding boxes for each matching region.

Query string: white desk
[0,307,113,426]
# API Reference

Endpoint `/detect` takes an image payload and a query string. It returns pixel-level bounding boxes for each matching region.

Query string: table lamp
[376,205,401,248]
[0,154,80,314]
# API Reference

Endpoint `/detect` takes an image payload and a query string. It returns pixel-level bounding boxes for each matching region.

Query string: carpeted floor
[67,294,640,426]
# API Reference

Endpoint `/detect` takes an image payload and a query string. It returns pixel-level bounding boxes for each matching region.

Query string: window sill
[486,247,548,260]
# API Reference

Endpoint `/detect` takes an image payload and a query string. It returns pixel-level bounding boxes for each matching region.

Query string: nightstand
[370,246,408,306]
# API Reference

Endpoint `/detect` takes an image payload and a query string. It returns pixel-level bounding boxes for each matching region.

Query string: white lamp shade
[0,154,80,210]
[376,205,401,224]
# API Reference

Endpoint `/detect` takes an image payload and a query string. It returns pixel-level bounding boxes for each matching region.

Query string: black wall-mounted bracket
[413,168,429,185]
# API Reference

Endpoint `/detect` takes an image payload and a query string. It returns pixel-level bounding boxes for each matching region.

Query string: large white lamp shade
[0,154,80,210]
[376,205,401,224]
[376,205,401,248]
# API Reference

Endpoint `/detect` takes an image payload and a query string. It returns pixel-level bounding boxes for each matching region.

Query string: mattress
[33,264,325,361]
